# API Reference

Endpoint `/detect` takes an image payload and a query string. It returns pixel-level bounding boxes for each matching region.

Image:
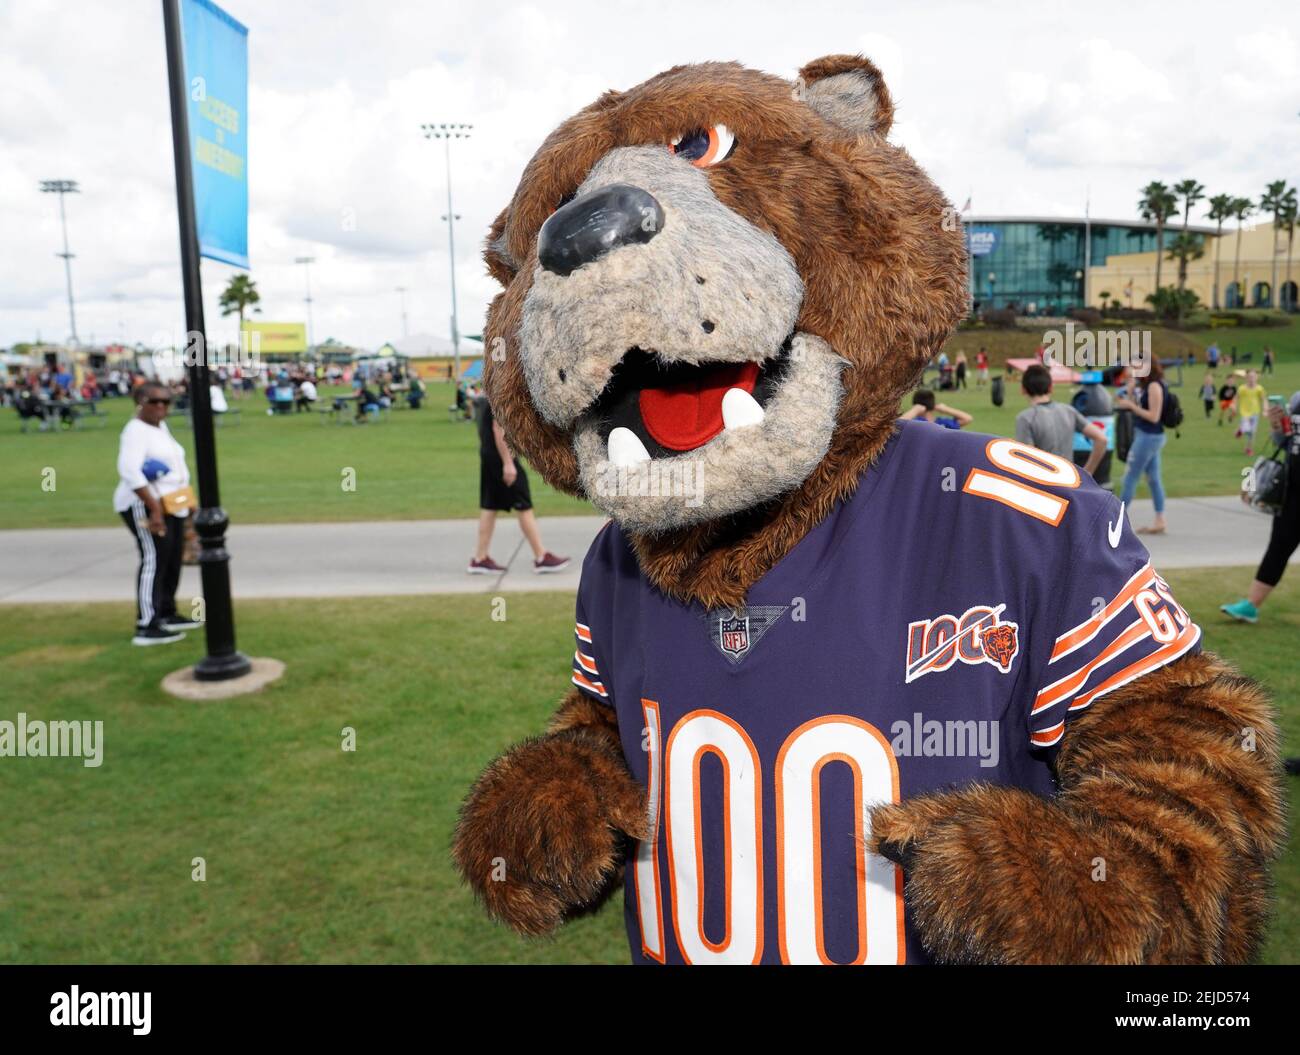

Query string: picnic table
[21,398,109,432]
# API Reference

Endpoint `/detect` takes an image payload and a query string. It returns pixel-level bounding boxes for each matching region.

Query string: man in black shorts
[469,396,569,575]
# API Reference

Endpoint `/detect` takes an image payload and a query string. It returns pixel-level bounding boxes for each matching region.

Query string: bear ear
[796,54,894,139]
[484,207,517,286]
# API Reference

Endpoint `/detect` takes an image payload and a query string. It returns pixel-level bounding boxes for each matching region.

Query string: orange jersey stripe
[571,671,607,697]
[1030,721,1065,747]
[574,650,600,675]
[575,623,593,643]
[1033,618,1149,714]
[1050,562,1153,663]
[1068,622,1201,713]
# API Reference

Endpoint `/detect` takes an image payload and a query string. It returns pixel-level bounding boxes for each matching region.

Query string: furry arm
[453,688,649,936]
[869,653,1287,964]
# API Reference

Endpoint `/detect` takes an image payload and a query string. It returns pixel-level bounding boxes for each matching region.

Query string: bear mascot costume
[453,55,1286,964]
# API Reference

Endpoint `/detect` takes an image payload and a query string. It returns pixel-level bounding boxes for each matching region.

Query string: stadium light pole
[396,285,409,338]
[295,255,316,354]
[421,122,471,383]
[40,179,80,345]
[162,0,251,682]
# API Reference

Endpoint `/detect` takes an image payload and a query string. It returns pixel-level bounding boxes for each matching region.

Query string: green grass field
[0,570,1296,964]
[0,381,588,530]
[2,320,1296,529]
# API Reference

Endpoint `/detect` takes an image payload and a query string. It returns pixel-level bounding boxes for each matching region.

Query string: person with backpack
[1220,393,1300,623]
[1115,358,1171,534]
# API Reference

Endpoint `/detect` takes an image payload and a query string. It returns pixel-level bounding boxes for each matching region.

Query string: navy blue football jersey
[570,419,1200,964]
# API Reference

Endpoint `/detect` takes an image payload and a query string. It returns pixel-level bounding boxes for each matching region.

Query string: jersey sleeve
[1023,491,1202,750]
[569,529,618,707]
[570,594,611,703]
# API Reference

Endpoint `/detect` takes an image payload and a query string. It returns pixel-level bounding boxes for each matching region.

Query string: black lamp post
[162,0,250,681]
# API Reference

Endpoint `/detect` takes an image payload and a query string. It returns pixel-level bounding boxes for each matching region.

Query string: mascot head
[483,55,967,603]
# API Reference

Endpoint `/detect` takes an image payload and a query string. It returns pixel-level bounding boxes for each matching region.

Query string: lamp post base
[193,649,253,681]
[162,656,284,700]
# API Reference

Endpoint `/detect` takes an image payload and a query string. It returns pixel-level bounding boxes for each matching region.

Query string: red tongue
[638,361,760,452]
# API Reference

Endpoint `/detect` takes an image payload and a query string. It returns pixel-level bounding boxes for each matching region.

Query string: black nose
[538,184,664,276]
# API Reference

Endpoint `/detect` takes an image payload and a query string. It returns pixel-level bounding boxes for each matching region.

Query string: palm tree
[1173,180,1204,295]
[1206,193,1234,309]
[1281,191,1299,311]
[1046,260,1075,296]
[218,274,261,325]
[1165,233,1205,320]
[1259,180,1293,308]
[1175,180,1205,232]
[1138,181,1177,294]
[1231,197,1254,307]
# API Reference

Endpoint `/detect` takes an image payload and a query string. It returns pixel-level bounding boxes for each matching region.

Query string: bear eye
[669,124,736,167]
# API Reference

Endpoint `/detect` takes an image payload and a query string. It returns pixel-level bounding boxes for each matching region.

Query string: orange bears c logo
[979,623,1019,672]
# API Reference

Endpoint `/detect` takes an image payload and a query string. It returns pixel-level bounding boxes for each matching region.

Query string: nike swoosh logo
[1107,503,1125,549]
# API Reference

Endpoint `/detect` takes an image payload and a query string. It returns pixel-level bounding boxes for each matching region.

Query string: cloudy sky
[2,0,1297,351]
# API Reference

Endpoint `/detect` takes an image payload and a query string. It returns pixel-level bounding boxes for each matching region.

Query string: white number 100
[634,702,904,965]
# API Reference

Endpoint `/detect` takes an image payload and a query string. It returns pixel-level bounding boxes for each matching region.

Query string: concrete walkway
[0,498,1288,605]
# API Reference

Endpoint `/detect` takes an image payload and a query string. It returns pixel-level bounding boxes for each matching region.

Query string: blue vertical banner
[181,0,248,268]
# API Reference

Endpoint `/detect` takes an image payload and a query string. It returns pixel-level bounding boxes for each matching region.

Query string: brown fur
[452,688,649,936]
[869,653,1287,963]
[482,57,968,607]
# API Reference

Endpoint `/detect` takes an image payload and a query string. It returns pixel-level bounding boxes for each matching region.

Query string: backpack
[1115,408,1134,462]
[1160,383,1184,432]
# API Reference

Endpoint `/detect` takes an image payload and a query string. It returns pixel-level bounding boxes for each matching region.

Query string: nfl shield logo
[719,615,750,658]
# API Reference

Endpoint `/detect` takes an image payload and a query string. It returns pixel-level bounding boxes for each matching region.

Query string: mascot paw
[453,728,650,936]
[869,795,963,872]
[870,787,1163,963]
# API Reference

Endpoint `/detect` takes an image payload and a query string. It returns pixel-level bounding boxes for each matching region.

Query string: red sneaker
[533,552,571,574]
[467,556,506,575]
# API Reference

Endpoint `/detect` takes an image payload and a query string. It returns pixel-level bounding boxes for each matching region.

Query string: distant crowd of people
[906,341,1298,627]
[4,364,149,429]
[6,358,434,427]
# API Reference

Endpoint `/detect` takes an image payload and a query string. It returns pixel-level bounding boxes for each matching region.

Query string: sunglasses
[145,397,172,406]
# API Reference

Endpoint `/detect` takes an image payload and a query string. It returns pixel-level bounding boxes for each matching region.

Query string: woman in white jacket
[113,382,201,645]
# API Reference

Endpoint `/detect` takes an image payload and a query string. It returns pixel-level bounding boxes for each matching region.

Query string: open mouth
[587,337,795,464]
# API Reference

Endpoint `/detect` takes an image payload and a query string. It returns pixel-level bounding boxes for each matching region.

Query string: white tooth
[722,387,765,430]
[607,426,651,466]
